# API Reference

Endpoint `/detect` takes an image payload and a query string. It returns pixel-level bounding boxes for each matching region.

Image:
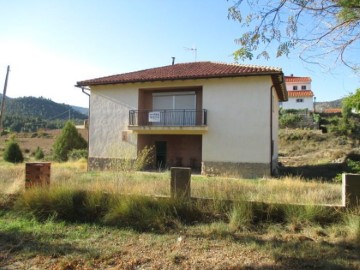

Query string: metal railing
[129,109,207,126]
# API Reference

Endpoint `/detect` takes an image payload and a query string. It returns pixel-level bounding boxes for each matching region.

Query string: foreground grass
[1,208,359,269]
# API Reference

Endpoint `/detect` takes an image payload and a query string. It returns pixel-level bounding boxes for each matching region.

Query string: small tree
[342,88,360,121]
[34,146,45,160]
[3,140,24,163]
[53,121,87,161]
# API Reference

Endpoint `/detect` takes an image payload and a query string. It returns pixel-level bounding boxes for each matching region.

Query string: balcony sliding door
[152,92,196,126]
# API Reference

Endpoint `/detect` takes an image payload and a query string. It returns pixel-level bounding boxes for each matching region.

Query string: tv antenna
[184,46,197,62]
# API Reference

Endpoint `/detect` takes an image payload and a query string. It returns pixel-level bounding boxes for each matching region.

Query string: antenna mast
[0,65,10,131]
[184,46,197,62]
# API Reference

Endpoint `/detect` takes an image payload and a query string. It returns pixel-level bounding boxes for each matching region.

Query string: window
[296,98,304,103]
[293,86,298,90]
[301,85,306,90]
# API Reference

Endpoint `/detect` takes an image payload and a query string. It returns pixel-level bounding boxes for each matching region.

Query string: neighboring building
[281,75,315,111]
[76,62,287,178]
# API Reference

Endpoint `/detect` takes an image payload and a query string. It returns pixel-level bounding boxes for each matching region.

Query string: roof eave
[76,71,283,88]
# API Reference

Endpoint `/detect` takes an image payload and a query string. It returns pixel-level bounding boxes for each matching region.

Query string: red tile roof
[324,108,342,113]
[287,90,314,97]
[285,76,311,83]
[78,62,282,85]
[77,61,287,101]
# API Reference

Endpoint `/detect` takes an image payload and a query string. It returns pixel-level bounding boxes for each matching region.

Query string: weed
[228,201,253,230]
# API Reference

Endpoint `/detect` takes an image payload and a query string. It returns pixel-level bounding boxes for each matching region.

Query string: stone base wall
[201,161,271,179]
[88,157,135,171]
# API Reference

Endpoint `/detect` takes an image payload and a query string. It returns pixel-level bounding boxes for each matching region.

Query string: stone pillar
[25,163,51,189]
[170,167,191,200]
[342,173,360,208]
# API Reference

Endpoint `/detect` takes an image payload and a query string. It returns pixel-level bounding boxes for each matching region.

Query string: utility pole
[0,65,10,131]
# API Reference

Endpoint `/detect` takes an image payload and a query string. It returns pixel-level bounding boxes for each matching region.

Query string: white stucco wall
[89,85,138,159]
[281,96,313,110]
[201,76,272,164]
[285,81,311,91]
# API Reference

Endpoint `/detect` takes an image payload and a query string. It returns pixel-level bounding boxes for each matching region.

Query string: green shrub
[68,149,88,161]
[52,121,87,161]
[279,113,303,128]
[34,146,45,160]
[3,140,24,163]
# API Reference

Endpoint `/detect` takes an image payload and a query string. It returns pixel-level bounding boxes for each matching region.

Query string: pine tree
[3,140,24,163]
[52,121,87,161]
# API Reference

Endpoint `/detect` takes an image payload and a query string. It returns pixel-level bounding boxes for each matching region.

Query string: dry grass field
[0,129,88,158]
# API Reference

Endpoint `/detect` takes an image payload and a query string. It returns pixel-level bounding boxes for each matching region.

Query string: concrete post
[170,167,191,200]
[342,173,360,208]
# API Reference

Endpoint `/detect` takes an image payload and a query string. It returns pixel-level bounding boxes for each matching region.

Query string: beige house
[76,62,287,178]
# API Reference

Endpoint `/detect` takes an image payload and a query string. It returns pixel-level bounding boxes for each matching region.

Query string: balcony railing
[129,109,207,127]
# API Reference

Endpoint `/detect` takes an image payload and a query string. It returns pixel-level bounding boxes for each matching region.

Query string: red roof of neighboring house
[287,90,314,97]
[285,76,311,83]
[324,108,342,113]
[77,61,288,101]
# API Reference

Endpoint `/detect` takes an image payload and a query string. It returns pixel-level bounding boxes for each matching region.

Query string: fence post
[170,167,191,200]
[342,173,360,208]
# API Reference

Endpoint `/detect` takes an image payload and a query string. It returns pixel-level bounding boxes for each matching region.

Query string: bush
[279,113,303,128]
[53,121,87,161]
[3,140,24,163]
[68,149,88,161]
[34,146,45,160]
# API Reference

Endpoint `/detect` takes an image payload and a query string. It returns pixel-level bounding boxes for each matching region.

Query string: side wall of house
[88,85,138,169]
[201,76,272,178]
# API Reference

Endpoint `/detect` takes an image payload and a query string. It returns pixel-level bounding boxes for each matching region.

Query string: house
[76,62,287,178]
[281,75,315,111]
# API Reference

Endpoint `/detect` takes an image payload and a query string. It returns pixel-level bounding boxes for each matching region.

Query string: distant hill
[0,94,88,132]
[315,98,343,112]
[71,105,89,116]
[0,94,88,119]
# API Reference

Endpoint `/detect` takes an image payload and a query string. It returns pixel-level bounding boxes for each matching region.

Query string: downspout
[77,85,91,171]
[270,85,274,176]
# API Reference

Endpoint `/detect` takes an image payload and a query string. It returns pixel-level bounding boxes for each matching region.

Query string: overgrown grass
[0,159,343,205]
[12,185,352,235]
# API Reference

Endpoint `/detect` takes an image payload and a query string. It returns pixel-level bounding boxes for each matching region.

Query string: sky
[0,0,359,108]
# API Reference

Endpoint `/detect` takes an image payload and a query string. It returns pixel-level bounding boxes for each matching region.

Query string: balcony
[128,109,208,134]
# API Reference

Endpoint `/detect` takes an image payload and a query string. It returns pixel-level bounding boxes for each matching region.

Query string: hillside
[0,95,87,120]
[315,98,343,111]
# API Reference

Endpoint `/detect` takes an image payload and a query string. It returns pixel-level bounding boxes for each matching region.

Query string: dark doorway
[155,141,167,169]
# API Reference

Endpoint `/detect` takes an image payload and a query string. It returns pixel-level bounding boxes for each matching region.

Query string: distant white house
[280,75,315,111]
